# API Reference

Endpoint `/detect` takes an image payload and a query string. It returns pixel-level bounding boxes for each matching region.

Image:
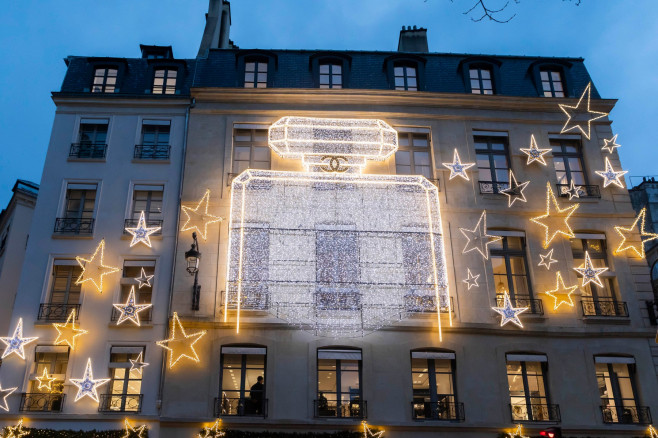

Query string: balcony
[411,400,465,421]
[581,299,629,318]
[510,403,561,422]
[19,393,65,412]
[601,399,652,424]
[314,399,366,419]
[111,306,152,324]
[54,217,94,235]
[98,394,143,413]
[37,303,80,322]
[496,295,544,315]
[123,218,163,236]
[214,397,268,417]
[69,142,107,159]
[479,181,509,195]
[134,144,170,160]
[556,183,601,199]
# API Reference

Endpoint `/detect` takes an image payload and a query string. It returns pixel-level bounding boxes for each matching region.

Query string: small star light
[75,239,121,294]
[595,157,628,188]
[442,149,475,181]
[520,134,551,166]
[53,309,88,350]
[559,82,608,140]
[198,419,225,438]
[129,351,149,375]
[113,286,153,326]
[574,251,609,287]
[3,418,28,438]
[543,271,579,310]
[181,189,223,240]
[125,211,161,248]
[561,180,582,200]
[1,318,38,360]
[121,418,147,438]
[135,267,154,288]
[602,134,621,154]
[70,358,110,403]
[492,291,528,328]
[362,421,384,438]
[459,210,502,260]
[500,170,529,207]
[462,269,480,290]
[506,424,529,438]
[530,182,579,248]
[0,384,17,411]
[36,368,57,391]
[614,208,658,258]
[538,249,558,271]
[156,312,207,368]
[647,425,658,438]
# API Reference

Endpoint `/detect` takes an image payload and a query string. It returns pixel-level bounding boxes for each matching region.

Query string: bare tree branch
[443,0,582,23]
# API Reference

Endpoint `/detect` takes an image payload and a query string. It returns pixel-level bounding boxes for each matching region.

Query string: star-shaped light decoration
[113,286,153,326]
[1,318,38,360]
[647,425,658,438]
[574,251,609,287]
[462,269,480,290]
[500,170,529,207]
[530,182,579,248]
[459,210,502,260]
[506,424,529,438]
[125,211,161,248]
[135,268,154,289]
[53,309,88,350]
[561,180,582,200]
[181,189,223,240]
[198,419,225,438]
[492,291,528,328]
[121,418,147,438]
[559,82,608,140]
[543,271,579,310]
[70,358,110,403]
[614,208,658,258]
[602,134,621,154]
[362,421,384,438]
[538,249,558,271]
[156,312,207,368]
[0,384,17,412]
[3,418,29,438]
[36,368,58,392]
[75,239,121,294]
[441,149,475,181]
[595,157,628,188]
[520,134,551,166]
[129,351,150,375]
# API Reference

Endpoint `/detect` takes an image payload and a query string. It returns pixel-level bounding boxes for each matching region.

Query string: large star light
[559,82,608,140]
[70,358,110,403]
[1,318,38,360]
[121,418,147,438]
[125,211,161,248]
[500,170,529,207]
[362,421,385,438]
[543,271,579,310]
[76,239,121,294]
[602,134,621,154]
[36,368,57,391]
[561,180,582,200]
[530,182,579,248]
[181,189,223,240]
[0,384,17,411]
[198,419,225,438]
[135,268,154,288]
[129,351,149,375]
[538,249,558,271]
[462,269,480,290]
[442,149,475,180]
[574,251,608,287]
[595,157,628,188]
[492,291,528,328]
[614,207,658,258]
[156,312,206,368]
[113,286,153,326]
[53,309,88,350]
[4,418,29,438]
[520,134,551,166]
[460,210,502,260]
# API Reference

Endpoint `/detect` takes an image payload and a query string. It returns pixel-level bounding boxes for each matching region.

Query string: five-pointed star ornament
[125,211,161,248]
[602,134,621,154]
[647,425,658,438]
[492,291,528,328]
[614,207,658,258]
[543,271,579,310]
[500,170,530,207]
[595,157,628,188]
[70,358,110,403]
[76,239,121,294]
[1,318,38,360]
[459,211,502,260]
[3,418,29,438]
[506,424,529,438]
[559,82,608,140]
[362,421,384,438]
[574,251,609,287]
[561,180,583,200]
[121,418,147,438]
[538,249,558,271]
[113,286,153,326]
[156,312,207,368]
[520,134,552,166]
[0,384,17,411]
[129,351,150,375]
[180,189,223,240]
[530,182,580,248]
[442,149,475,181]
[135,267,154,288]
[198,419,225,438]
[53,309,88,350]
[36,368,58,391]
[462,268,480,290]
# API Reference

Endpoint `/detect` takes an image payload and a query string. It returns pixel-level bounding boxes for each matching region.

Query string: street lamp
[185,232,202,310]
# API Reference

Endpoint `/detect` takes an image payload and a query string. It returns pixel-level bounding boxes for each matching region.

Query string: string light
[500,170,529,207]
[2,418,28,438]
[492,291,528,328]
[181,189,223,240]
[135,267,154,288]
[459,210,502,260]
[559,82,608,140]
[198,419,225,438]
[538,249,557,271]
[362,421,384,438]
[595,157,628,188]
[614,207,658,258]
[506,424,529,438]
[442,149,475,180]
[53,309,87,350]
[125,211,161,248]
[543,271,578,310]
[129,351,149,375]
[0,384,17,412]
[121,418,147,438]
[75,239,121,294]
[70,358,110,403]
[574,251,608,287]
[113,286,153,326]
[156,312,206,368]
[647,425,658,438]
[530,182,579,248]
[520,134,551,166]
[462,268,480,290]
[1,318,38,360]
[36,368,57,392]
[561,180,582,200]
[602,134,621,154]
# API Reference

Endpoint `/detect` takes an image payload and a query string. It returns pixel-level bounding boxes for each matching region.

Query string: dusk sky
[1,0,657,206]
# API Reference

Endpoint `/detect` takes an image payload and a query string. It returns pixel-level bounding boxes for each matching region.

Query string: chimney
[397,25,429,53]
[197,0,232,58]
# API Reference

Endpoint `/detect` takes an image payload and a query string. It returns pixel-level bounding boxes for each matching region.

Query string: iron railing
[581,299,629,317]
[214,397,268,417]
[110,306,152,323]
[123,218,163,235]
[98,394,143,413]
[134,144,170,160]
[314,399,367,419]
[69,142,107,159]
[496,295,544,315]
[556,183,601,199]
[479,181,509,194]
[37,303,80,322]
[19,393,65,412]
[53,217,94,234]
[601,399,652,424]
[411,400,465,421]
[510,403,561,422]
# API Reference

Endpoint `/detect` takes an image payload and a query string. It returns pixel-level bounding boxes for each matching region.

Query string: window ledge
[581,316,631,325]
[51,233,94,240]
[131,158,171,164]
[67,157,106,163]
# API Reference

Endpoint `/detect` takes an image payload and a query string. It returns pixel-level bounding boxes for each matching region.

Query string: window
[130,185,163,222]
[54,183,97,235]
[48,262,82,306]
[595,356,649,424]
[507,354,558,422]
[136,121,170,160]
[113,261,155,323]
[411,351,463,421]
[92,68,118,93]
[540,70,565,97]
[152,69,177,94]
[21,346,68,412]
[315,231,360,311]
[491,236,541,314]
[319,63,342,89]
[475,135,510,194]
[316,348,363,418]
[232,128,271,174]
[395,131,432,179]
[394,65,418,91]
[244,60,268,88]
[102,347,144,412]
[219,346,267,416]
[469,67,494,94]
[551,139,587,186]
[71,120,108,159]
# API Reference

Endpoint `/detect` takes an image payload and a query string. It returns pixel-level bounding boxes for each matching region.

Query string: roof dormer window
[245,60,268,88]
[153,68,177,95]
[92,68,118,93]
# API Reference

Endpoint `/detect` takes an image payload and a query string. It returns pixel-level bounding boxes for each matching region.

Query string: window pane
[245,62,255,72]
[481,69,491,79]
[257,63,267,72]
[394,67,404,76]
[320,64,329,74]
[396,151,411,166]
[414,151,430,166]
[406,67,417,77]
[234,146,251,161]
[412,134,428,147]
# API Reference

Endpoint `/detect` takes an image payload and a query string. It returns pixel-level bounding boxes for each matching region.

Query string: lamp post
[185,232,202,310]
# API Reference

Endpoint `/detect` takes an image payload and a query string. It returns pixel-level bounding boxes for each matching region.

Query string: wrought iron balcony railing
[601,399,652,424]
[496,295,544,315]
[110,306,152,323]
[314,399,367,419]
[54,217,94,235]
[556,183,601,199]
[214,397,268,417]
[38,303,80,322]
[411,400,465,421]
[98,394,143,413]
[479,181,509,194]
[510,403,561,422]
[122,218,163,235]
[134,144,171,160]
[581,299,629,317]
[69,142,107,159]
[19,393,65,412]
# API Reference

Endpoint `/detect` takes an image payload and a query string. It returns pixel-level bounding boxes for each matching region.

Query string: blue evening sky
[1,0,657,206]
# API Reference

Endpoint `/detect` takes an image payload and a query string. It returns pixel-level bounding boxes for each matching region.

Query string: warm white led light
[125,211,161,248]
[442,149,475,180]
[595,157,628,188]
[602,134,621,154]
[559,82,608,140]
[0,384,17,412]
[70,358,110,403]
[462,269,480,290]
[113,286,153,326]
[538,249,557,271]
